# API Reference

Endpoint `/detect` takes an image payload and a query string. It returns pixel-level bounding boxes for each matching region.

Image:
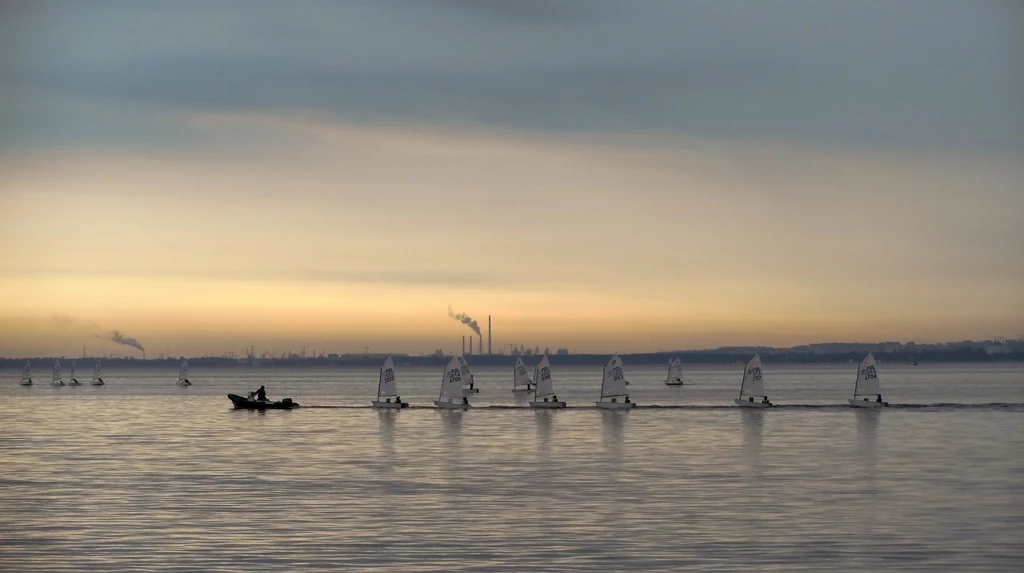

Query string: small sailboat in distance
[435,356,470,410]
[177,359,191,386]
[372,356,407,408]
[734,354,771,408]
[457,355,479,395]
[596,355,635,409]
[91,359,105,386]
[68,360,82,386]
[529,355,565,408]
[511,357,533,393]
[664,358,684,386]
[51,359,64,387]
[849,352,888,408]
[20,361,32,386]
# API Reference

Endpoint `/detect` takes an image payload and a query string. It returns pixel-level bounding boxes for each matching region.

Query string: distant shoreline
[2,350,1020,369]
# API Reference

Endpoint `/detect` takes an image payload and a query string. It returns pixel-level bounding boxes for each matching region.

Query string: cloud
[1,0,1020,151]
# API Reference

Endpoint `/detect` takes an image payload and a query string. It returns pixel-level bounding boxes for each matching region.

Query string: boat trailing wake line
[247,403,1024,411]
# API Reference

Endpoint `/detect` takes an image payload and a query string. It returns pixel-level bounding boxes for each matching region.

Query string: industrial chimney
[469,336,473,355]
[462,336,466,356]
[488,315,492,355]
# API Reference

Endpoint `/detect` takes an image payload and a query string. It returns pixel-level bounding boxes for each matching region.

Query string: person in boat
[761,396,769,404]
[255,385,267,401]
[395,395,401,404]
[876,394,882,403]
[552,395,558,403]
[624,396,631,403]
[462,396,469,405]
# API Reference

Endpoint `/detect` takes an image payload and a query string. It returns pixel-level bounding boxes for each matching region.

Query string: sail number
[862,365,877,380]
[612,366,624,381]
[516,365,528,376]
[448,370,462,384]
[384,369,395,384]
[750,367,762,382]
[540,366,551,381]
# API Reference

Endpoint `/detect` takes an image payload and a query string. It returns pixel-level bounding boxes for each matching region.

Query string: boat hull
[51,382,64,387]
[734,398,771,408]
[91,381,105,386]
[68,381,82,387]
[664,380,683,386]
[511,387,532,393]
[434,400,470,410]
[20,381,32,386]
[372,400,408,409]
[529,400,566,409]
[177,381,191,387]
[596,401,635,410]
[849,398,888,408]
[462,387,480,396]
[227,394,298,409]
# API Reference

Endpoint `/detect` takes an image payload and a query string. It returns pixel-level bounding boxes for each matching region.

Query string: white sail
[378,356,397,397]
[667,358,684,382]
[456,355,475,384]
[854,352,880,397]
[533,355,554,398]
[513,357,532,389]
[739,354,765,397]
[91,360,104,385]
[600,355,629,398]
[21,361,32,385]
[69,361,77,383]
[178,359,189,384]
[439,356,464,401]
[52,359,63,386]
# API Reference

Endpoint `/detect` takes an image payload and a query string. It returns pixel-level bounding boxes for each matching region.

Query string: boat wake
[300,403,1024,411]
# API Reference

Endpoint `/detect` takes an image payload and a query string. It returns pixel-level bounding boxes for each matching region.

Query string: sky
[1,0,1022,358]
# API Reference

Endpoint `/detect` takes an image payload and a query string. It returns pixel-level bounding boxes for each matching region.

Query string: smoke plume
[448,305,482,336]
[52,314,145,353]
[109,330,145,352]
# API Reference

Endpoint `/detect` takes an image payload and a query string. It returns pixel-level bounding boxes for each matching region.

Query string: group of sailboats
[17,358,191,387]
[372,353,616,410]
[19,359,105,387]
[731,352,888,408]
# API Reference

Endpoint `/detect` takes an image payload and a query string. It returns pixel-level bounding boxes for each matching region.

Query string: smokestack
[462,336,465,355]
[488,316,492,355]
[479,335,482,357]
[469,336,473,355]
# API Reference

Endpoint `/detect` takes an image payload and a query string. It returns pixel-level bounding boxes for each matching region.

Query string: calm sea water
[1,362,1022,572]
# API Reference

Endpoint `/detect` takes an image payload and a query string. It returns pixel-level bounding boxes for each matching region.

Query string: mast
[852,359,860,398]
[377,364,384,400]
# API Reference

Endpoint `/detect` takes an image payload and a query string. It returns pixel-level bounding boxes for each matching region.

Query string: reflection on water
[534,410,553,460]
[740,409,764,471]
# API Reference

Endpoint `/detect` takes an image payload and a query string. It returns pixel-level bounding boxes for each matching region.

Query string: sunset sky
[1,1,1022,357]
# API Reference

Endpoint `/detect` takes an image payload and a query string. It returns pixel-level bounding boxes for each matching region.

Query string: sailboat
[664,358,684,386]
[849,352,888,408]
[734,354,771,408]
[529,355,565,409]
[91,360,105,386]
[435,356,470,410]
[372,356,407,408]
[20,361,32,386]
[596,355,635,409]
[68,360,82,386]
[511,357,533,393]
[456,355,479,395]
[51,359,64,387]
[176,359,191,387]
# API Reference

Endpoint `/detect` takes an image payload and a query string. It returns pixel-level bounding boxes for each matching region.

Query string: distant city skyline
[2,1,1021,357]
